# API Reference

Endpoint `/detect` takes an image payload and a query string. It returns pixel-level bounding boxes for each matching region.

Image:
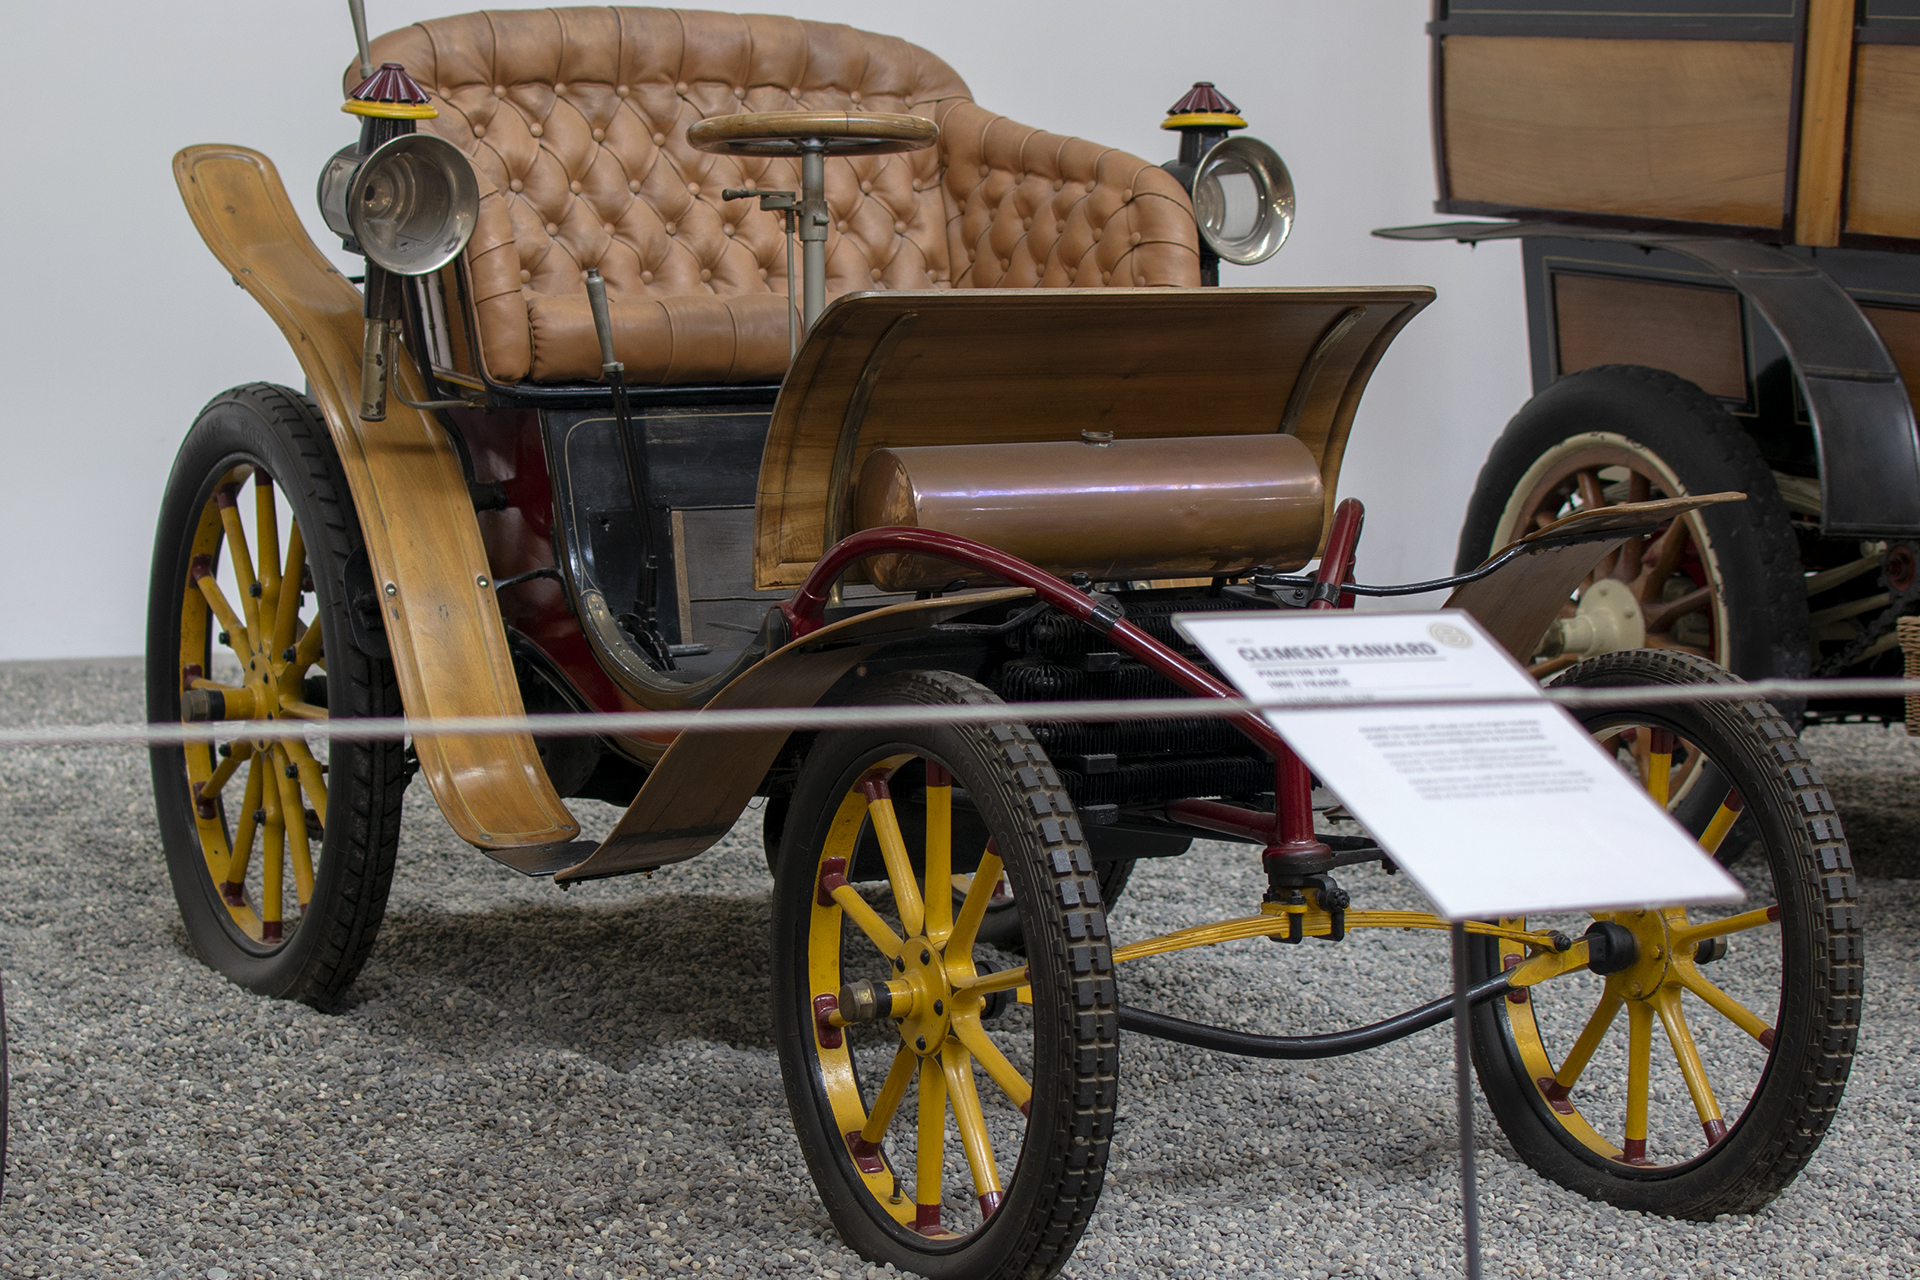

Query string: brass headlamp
[317,132,478,277]
[1161,82,1295,282]
[319,55,477,420]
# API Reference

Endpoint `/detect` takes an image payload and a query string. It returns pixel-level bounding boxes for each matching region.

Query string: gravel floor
[0,657,1915,1279]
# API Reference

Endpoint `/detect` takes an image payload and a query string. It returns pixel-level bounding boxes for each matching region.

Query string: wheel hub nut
[1584,920,1639,976]
[838,979,890,1024]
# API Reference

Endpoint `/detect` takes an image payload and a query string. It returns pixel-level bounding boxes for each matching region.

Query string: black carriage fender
[1376,220,1920,537]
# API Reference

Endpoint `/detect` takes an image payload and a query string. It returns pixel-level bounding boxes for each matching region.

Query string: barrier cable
[5,675,1918,749]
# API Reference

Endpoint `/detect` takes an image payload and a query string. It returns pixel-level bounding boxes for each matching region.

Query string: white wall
[0,0,1529,660]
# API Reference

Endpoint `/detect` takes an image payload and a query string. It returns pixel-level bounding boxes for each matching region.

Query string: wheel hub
[243,646,284,742]
[1543,578,1647,660]
[1603,908,1677,1000]
[897,937,955,1055]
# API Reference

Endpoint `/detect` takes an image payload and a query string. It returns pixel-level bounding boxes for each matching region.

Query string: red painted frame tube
[1264,497,1369,858]
[784,526,1291,758]
[1313,498,1366,614]
[784,520,1370,851]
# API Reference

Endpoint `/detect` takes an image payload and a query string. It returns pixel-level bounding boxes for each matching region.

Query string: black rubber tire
[147,384,408,1007]
[1468,650,1860,1218]
[1455,365,1808,687]
[972,857,1135,952]
[772,671,1118,1280]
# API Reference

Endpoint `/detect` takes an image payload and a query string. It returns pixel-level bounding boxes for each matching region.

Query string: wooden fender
[555,589,1035,883]
[173,144,578,852]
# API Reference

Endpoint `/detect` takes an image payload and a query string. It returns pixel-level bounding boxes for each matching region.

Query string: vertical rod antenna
[1451,921,1483,1280]
[348,0,375,81]
[585,268,673,671]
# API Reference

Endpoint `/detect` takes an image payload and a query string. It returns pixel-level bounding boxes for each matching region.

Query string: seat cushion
[360,7,1200,385]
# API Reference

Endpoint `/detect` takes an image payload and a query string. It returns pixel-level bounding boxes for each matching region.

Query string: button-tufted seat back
[359,7,1203,385]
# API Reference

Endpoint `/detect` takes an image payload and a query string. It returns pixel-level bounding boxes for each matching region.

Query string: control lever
[723,188,800,360]
[358,266,402,421]
[585,268,675,671]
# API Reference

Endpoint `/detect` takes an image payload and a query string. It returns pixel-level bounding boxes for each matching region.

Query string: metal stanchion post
[1451,921,1483,1280]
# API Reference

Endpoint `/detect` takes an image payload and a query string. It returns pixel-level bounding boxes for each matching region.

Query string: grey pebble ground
[0,657,1915,1279]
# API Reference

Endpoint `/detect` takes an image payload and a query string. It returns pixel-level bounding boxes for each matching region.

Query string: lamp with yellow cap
[1159,82,1295,284]
[315,1,478,421]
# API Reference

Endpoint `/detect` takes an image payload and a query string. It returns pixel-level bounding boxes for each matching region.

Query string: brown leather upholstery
[359,8,1202,385]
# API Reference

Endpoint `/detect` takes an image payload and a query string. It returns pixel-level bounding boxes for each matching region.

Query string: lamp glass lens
[358,152,448,265]
[1196,161,1261,244]
[1193,136,1293,267]
[344,134,479,275]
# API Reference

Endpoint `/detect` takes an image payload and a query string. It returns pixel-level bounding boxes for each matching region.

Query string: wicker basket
[1901,616,1920,736]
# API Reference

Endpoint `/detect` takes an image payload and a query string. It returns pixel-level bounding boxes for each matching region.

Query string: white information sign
[1175,610,1745,920]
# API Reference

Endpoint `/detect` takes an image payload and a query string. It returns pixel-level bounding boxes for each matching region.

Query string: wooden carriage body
[1422,3,1920,486]
[1381,2,1920,714]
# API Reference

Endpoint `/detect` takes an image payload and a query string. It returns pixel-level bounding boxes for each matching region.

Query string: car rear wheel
[1456,365,1807,687]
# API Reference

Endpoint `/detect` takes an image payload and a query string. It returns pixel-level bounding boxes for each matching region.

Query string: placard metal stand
[1452,922,1481,1280]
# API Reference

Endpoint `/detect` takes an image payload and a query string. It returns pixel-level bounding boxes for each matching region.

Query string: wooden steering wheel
[684,112,939,335]
[686,110,938,157]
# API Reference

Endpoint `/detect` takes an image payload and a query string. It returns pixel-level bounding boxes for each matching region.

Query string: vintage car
[151,7,1861,1277]
[1382,0,1920,720]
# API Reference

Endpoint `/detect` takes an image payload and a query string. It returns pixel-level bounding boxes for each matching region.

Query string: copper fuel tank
[852,433,1326,592]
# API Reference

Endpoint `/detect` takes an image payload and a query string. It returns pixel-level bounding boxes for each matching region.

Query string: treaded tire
[765,780,1134,951]
[971,856,1135,953]
[772,671,1117,1280]
[1455,365,1808,687]
[1467,650,1859,1217]
[147,384,407,1007]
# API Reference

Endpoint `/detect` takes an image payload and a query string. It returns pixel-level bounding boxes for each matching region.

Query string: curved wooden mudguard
[555,589,1034,883]
[173,144,578,851]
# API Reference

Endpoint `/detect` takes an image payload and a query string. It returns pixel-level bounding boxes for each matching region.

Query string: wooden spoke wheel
[1469,650,1859,1217]
[772,671,1116,1280]
[764,789,1136,951]
[146,384,407,1005]
[1456,365,1807,686]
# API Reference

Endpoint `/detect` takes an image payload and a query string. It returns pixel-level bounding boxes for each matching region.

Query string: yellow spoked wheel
[1470,650,1859,1217]
[147,385,407,1004]
[773,671,1117,1280]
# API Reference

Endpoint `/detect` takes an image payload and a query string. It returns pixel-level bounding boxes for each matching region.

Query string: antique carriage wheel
[772,671,1117,1280]
[764,801,1136,951]
[147,384,407,1005]
[1455,365,1806,685]
[1468,650,1859,1217]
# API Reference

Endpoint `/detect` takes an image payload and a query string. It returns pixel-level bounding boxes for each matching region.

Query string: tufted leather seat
[358,7,1203,385]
